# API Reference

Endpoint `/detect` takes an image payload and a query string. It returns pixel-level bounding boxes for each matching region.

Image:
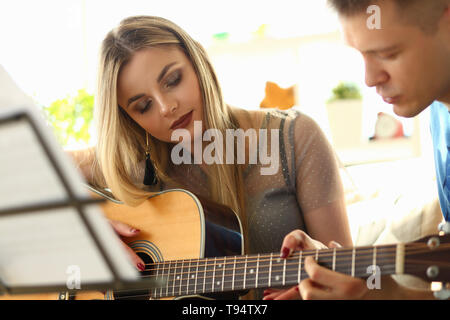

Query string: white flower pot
[326,99,363,149]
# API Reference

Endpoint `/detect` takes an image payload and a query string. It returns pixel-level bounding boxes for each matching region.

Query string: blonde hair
[95,16,247,240]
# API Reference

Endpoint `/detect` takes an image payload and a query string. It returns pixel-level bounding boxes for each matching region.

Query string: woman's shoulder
[238,107,327,148]
[229,106,305,130]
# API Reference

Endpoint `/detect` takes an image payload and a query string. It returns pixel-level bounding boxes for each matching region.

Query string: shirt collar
[443,102,450,112]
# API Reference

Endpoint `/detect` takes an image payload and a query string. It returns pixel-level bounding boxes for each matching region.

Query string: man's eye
[380,52,398,60]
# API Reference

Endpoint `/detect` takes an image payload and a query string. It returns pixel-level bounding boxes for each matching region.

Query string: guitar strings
[109,262,434,299]
[110,266,404,299]
[141,256,399,282]
[139,253,441,277]
[103,244,450,299]
[110,264,399,299]
[107,255,405,296]
[140,244,448,273]
[116,266,436,300]
[131,260,442,297]
[403,258,450,268]
[143,257,445,291]
[142,246,398,270]
[121,249,447,294]
[142,254,398,277]
[142,243,443,269]
[132,264,436,299]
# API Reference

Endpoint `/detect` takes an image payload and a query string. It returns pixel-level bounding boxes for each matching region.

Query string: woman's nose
[157,97,178,116]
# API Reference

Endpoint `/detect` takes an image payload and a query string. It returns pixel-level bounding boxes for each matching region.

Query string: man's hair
[327,0,449,33]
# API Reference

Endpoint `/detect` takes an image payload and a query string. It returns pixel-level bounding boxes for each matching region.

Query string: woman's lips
[170,110,193,130]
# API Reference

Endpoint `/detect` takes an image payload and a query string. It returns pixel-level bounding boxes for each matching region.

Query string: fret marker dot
[218,264,222,268]
[176,276,180,280]
[217,281,220,286]
[250,269,254,274]
[275,275,280,281]
[191,275,195,279]
[277,258,281,263]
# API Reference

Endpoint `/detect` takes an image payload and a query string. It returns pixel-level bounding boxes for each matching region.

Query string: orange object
[260,81,297,110]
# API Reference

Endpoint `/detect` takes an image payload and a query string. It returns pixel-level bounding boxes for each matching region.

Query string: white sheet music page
[0,106,139,289]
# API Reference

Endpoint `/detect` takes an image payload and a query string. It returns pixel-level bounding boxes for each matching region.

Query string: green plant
[43,89,94,146]
[329,82,362,102]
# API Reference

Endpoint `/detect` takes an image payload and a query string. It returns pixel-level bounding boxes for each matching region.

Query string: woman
[72,15,352,299]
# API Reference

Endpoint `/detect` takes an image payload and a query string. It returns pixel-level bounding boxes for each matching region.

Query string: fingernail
[280,247,290,259]
[131,228,140,233]
[137,263,145,271]
[330,241,341,248]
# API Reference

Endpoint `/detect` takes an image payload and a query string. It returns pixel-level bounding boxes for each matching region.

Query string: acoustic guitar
[2,187,450,300]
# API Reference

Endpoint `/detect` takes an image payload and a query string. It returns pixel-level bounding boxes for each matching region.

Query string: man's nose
[364,60,389,88]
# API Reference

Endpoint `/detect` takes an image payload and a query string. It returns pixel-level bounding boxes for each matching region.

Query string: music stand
[0,106,165,297]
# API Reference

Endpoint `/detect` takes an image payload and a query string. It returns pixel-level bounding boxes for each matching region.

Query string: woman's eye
[165,71,182,88]
[139,100,152,114]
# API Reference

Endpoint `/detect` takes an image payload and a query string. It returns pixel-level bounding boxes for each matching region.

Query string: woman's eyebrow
[157,62,177,83]
[127,94,145,108]
[126,62,178,108]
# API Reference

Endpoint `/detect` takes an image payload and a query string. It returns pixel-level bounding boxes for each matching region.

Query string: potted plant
[43,89,94,148]
[326,82,364,149]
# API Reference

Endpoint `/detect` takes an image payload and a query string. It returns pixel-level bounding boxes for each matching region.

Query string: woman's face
[117,46,204,144]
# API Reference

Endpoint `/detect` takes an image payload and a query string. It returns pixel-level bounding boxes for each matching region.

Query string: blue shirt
[430,101,450,221]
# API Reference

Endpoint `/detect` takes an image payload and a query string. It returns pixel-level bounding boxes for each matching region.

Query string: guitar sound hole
[113,252,154,300]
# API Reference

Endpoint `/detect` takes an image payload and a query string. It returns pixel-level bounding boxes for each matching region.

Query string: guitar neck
[148,243,405,298]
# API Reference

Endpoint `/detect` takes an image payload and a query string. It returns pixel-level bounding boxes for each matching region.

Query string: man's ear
[442,3,450,27]
[443,4,450,43]
[435,3,450,47]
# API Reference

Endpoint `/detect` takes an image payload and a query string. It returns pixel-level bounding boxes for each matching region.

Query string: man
[264,0,450,300]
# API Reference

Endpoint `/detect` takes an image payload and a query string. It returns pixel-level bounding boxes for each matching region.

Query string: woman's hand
[263,230,328,300]
[109,220,146,272]
[279,229,329,258]
[263,229,359,300]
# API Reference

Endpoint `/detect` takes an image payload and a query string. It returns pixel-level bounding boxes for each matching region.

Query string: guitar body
[1,188,243,300]
[95,188,244,300]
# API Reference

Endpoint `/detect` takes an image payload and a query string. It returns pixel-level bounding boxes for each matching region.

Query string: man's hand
[263,229,368,300]
[297,255,368,299]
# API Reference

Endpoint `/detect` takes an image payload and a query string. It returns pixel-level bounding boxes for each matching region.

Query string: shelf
[336,137,421,166]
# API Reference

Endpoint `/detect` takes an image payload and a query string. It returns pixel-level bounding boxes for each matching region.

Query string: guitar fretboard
[146,244,401,298]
